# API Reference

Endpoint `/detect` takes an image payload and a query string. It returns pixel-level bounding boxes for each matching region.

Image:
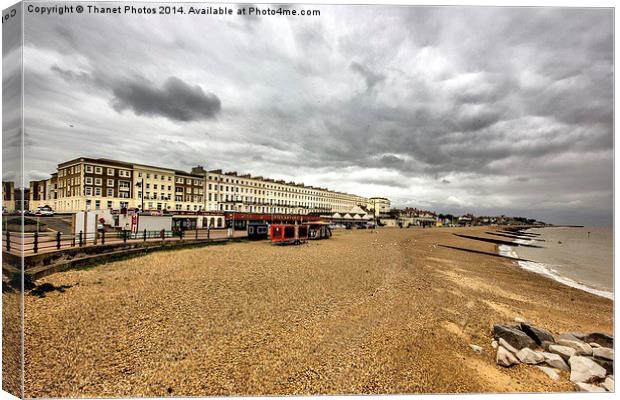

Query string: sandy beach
[20,226,613,397]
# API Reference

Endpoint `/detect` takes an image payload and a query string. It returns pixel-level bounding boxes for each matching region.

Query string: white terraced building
[29,157,376,215]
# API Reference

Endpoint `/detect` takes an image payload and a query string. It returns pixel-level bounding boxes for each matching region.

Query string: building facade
[28,157,376,215]
[367,197,391,216]
[2,181,15,212]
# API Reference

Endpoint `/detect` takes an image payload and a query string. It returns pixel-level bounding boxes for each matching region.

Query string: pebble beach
[21,226,613,397]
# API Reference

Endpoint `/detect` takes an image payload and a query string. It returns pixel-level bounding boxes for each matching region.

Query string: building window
[154,184,158,189]
[85,177,93,185]
[85,165,93,173]
[107,201,113,209]
[119,192,129,199]
[95,200,101,209]
[95,187,102,196]
[107,168,114,176]
[138,172,142,178]
[119,181,130,190]
[119,170,130,178]
[107,188,114,197]
[176,177,184,184]
[94,167,103,174]
[85,187,92,196]
[94,178,102,186]
[107,179,114,187]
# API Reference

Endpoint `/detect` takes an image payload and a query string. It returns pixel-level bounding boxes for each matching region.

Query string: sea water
[497,227,613,300]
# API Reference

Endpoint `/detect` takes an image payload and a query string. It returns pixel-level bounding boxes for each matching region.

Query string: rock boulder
[469,344,484,355]
[493,325,536,350]
[499,338,518,354]
[583,332,613,348]
[569,356,606,383]
[592,347,613,361]
[496,346,520,367]
[602,376,614,392]
[520,323,555,345]
[575,382,606,392]
[557,339,593,356]
[584,356,613,375]
[516,347,545,364]
[541,352,569,371]
[549,344,576,361]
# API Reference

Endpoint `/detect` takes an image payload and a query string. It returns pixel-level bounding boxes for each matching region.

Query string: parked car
[35,205,54,216]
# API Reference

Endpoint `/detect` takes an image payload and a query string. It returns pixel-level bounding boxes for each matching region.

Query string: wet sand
[22,226,613,397]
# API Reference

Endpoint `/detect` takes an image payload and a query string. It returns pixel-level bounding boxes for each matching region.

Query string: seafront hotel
[26,157,381,215]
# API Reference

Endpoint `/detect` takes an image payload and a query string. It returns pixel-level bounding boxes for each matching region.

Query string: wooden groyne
[498,229,540,237]
[453,233,544,248]
[438,245,536,263]
[486,232,546,242]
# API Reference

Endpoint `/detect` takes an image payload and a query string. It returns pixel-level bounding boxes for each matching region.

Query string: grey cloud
[110,76,221,122]
[361,177,410,189]
[350,62,385,92]
[17,6,613,225]
[379,154,405,166]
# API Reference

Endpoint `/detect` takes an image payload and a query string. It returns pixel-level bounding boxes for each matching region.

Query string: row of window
[208,174,360,200]
[83,165,131,177]
[84,187,130,198]
[84,177,131,188]
[135,172,203,186]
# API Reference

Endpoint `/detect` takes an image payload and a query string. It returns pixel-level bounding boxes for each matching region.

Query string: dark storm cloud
[110,77,221,122]
[17,5,613,225]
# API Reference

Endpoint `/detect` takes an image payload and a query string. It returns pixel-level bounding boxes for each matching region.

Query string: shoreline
[496,226,613,301]
[498,244,614,301]
[20,226,613,396]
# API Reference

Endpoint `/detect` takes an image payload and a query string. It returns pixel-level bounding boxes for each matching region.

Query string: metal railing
[2,227,247,255]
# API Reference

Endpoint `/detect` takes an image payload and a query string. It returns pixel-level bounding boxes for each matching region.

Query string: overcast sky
[4,4,614,225]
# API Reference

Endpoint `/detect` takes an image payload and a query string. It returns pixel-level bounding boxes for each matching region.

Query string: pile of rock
[491,321,614,392]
